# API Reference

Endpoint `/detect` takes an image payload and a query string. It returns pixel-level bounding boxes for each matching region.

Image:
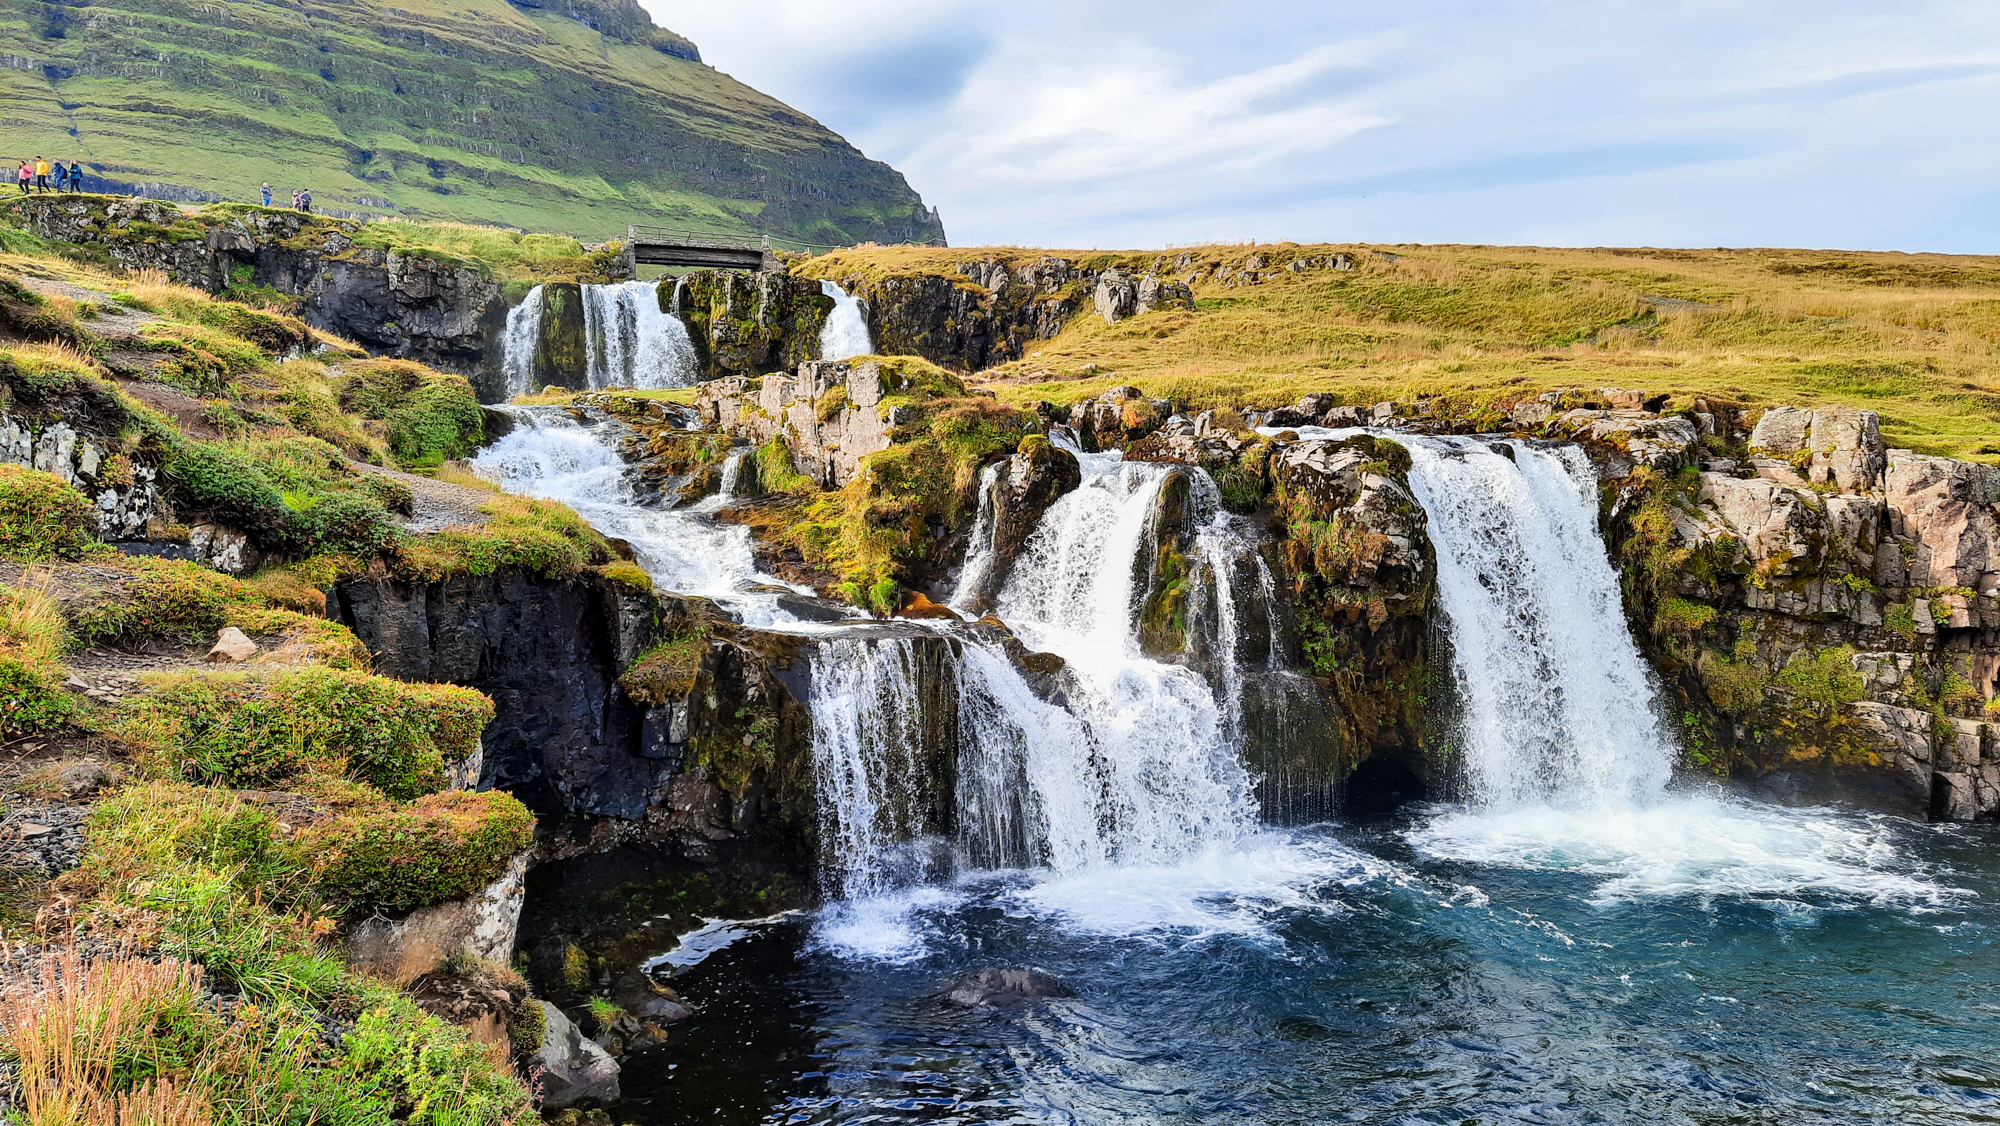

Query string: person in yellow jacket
[32,157,51,193]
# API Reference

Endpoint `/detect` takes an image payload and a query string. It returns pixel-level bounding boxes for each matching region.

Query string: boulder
[57,761,110,797]
[944,968,1074,1007]
[205,626,260,663]
[534,1001,621,1108]
[1094,269,1138,324]
[344,855,529,984]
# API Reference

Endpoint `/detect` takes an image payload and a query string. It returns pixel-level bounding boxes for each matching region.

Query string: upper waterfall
[584,281,700,390]
[1397,436,1672,810]
[819,279,872,362]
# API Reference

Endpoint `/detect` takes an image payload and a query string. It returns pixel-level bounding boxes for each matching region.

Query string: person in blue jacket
[261,182,273,207]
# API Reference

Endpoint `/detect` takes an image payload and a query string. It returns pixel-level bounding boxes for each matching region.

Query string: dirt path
[349,460,494,532]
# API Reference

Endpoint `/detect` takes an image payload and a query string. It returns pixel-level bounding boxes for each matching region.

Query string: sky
[643,1,2000,253]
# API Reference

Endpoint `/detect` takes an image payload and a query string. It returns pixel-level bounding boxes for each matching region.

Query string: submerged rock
[534,1000,622,1108]
[944,968,1075,1007]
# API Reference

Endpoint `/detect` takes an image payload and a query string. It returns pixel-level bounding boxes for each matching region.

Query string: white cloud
[642,0,2000,252]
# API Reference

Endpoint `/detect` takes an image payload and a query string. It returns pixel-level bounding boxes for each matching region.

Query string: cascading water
[498,284,546,400]
[818,279,872,362]
[1399,436,1671,810]
[583,281,699,389]
[496,414,1991,1126]
[991,453,1259,866]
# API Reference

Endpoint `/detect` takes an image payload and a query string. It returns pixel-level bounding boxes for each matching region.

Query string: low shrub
[0,465,103,561]
[137,322,270,395]
[338,360,485,469]
[112,667,493,799]
[0,657,78,739]
[70,557,250,646]
[302,789,535,912]
[224,604,372,668]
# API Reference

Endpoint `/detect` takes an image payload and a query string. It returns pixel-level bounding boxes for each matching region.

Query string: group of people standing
[258,182,313,213]
[14,157,83,193]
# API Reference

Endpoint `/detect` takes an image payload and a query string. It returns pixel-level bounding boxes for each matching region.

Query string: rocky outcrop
[10,196,520,376]
[1062,385,1175,452]
[808,255,1195,373]
[695,360,905,488]
[0,411,161,540]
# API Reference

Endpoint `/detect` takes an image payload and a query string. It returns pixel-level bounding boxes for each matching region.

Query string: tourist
[290,188,301,209]
[14,161,28,195]
[261,181,273,207]
[64,160,82,192]
[299,188,313,214]
[32,157,49,193]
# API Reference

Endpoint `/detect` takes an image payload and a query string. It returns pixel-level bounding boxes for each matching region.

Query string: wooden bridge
[623,225,785,273]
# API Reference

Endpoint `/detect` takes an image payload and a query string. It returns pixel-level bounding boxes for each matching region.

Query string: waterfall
[945,461,1004,615]
[499,285,546,400]
[582,281,699,390]
[1397,436,1672,810]
[819,279,872,362]
[993,453,1259,865]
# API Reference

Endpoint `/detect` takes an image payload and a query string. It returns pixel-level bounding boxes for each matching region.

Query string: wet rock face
[674,271,832,379]
[980,439,1082,588]
[332,569,667,819]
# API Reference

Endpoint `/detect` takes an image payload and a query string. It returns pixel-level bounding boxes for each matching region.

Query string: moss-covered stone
[0,466,104,562]
[303,790,535,912]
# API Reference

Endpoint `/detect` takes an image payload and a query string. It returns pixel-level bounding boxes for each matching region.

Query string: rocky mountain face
[0,0,944,244]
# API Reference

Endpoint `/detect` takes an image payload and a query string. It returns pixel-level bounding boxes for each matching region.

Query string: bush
[302,790,535,912]
[338,360,485,470]
[0,656,78,738]
[163,440,289,535]
[113,667,493,799]
[70,557,250,646]
[0,464,102,561]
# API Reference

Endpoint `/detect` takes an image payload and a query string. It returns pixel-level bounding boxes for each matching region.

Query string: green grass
[809,242,2000,461]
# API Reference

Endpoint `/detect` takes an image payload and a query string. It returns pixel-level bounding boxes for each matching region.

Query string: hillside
[0,0,945,245]
[800,242,2000,461]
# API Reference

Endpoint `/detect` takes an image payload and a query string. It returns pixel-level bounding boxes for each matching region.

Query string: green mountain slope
[0,0,945,244]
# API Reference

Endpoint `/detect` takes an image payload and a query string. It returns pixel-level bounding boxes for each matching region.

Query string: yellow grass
[808,242,2000,461]
[0,572,69,665]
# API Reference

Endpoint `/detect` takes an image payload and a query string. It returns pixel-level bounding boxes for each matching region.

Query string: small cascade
[715,447,751,502]
[945,461,1004,614]
[471,407,787,619]
[582,281,699,390]
[819,279,873,362]
[809,639,943,899]
[498,285,547,399]
[1398,435,1672,810]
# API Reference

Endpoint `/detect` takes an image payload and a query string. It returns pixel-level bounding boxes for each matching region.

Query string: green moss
[394,494,610,580]
[302,790,534,912]
[509,995,547,1055]
[0,465,105,562]
[620,622,712,705]
[755,434,818,495]
[112,666,493,799]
